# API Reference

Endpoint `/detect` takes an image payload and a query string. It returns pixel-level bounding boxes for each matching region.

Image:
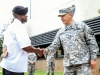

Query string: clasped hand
[36,48,45,57]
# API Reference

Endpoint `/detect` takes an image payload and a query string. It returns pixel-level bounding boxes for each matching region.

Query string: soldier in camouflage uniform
[44,52,56,75]
[44,5,99,75]
[28,53,37,75]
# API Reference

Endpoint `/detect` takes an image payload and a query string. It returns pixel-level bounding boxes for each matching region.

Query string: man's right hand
[90,60,96,69]
[23,46,46,57]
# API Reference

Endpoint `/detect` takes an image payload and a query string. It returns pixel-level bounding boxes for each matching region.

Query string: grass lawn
[25,70,63,75]
[0,67,63,75]
[24,70,63,75]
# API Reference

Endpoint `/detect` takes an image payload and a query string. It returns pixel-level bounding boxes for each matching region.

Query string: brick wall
[36,57,100,75]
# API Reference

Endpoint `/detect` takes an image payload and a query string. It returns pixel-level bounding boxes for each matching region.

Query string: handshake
[1,46,46,58]
[35,48,46,57]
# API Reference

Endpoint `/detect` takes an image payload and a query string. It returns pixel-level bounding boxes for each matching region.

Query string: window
[95,35,100,56]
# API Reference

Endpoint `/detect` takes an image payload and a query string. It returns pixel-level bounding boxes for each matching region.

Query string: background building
[26,0,100,37]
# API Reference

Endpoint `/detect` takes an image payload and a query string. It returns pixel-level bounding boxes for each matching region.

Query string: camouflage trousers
[46,62,55,75]
[64,63,92,75]
[28,64,35,75]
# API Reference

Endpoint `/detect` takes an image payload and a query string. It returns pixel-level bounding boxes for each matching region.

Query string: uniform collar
[64,22,75,30]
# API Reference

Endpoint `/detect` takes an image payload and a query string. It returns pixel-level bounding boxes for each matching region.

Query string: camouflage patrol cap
[58,5,75,17]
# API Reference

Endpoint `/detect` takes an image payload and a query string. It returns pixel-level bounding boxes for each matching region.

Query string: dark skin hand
[22,46,44,57]
[2,45,44,58]
[1,48,8,58]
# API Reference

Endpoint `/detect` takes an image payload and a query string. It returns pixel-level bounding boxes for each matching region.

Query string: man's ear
[68,12,73,17]
[18,15,21,18]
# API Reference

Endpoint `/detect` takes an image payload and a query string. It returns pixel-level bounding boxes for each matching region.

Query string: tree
[0,22,9,55]
[0,18,14,56]
[0,33,4,55]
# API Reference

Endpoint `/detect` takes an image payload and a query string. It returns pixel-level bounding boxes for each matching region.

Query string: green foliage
[11,18,14,24]
[0,21,9,56]
[0,18,13,56]
[0,36,3,56]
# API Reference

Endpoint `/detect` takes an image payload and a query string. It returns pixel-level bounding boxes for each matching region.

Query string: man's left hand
[1,48,8,58]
